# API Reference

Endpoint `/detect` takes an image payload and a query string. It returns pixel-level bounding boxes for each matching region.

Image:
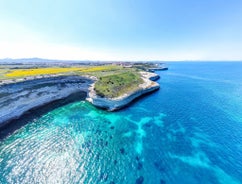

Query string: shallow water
[1,62,242,184]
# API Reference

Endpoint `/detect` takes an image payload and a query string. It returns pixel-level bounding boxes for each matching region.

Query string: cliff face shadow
[0,91,87,140]
[0,88,159,140]
[118,88,160,112]
[94,88,160,112]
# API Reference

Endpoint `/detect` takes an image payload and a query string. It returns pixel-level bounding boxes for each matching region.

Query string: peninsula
[0,60,165,128]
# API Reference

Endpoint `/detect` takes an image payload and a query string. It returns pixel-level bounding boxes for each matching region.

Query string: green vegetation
[132,62,166,71]
[1,63,146,98]
[76,65,125,78]
[132,63,157,71]
[0,69,10,80]
[94,71,143,98]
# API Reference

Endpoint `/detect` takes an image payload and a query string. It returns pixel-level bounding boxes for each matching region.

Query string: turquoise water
[1,62,242,184]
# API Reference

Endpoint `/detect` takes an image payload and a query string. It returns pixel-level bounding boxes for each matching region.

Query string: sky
[0,0,242,61]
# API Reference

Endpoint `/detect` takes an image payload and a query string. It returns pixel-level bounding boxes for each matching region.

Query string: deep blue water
[0,62,242,184]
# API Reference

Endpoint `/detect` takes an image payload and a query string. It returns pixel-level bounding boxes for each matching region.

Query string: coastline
[0,72,160,128]
[86,72,160,111]
[0,76,93,128]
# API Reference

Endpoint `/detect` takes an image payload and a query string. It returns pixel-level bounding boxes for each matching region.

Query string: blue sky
[0,0,242,61]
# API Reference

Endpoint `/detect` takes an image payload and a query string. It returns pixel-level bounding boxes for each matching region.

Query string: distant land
[0,58,241,65]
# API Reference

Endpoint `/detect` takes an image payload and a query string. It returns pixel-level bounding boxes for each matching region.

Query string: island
[0,60,166,128]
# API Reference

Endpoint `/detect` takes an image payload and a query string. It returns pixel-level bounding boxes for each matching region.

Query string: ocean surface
[0,62,242,184]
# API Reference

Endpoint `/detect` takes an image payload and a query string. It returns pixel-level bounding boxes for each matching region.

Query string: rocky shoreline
[86,72,160,111]
[0,72,160,128]
[0,76,93,128]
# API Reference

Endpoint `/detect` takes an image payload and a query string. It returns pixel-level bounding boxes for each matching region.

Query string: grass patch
[0,69,10,80]
[94,71,143,98]
[2,64,144,98]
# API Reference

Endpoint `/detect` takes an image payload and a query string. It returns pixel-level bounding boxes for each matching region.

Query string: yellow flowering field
[5,67,82,78]
[5,65,120,78]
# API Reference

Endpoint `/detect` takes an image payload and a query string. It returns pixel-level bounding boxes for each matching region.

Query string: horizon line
[0,57,242,63]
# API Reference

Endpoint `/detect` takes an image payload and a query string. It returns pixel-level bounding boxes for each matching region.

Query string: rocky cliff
[0,76,93,128]
[0,72,160,127]
[86,72,160,111]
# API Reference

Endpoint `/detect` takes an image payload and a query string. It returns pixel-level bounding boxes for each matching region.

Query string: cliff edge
[86,72,160,111]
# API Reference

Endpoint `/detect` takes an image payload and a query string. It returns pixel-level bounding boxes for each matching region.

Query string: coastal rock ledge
[86,72,160,111]
[0,72,159,128]
[0,76,93,128]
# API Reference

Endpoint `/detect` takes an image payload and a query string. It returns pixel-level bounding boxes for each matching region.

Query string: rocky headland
[86,72,160,111]
[0,72,160,128]
[0,76,93,128]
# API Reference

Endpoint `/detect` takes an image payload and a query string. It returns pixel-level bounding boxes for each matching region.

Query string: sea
[0,62,242,184]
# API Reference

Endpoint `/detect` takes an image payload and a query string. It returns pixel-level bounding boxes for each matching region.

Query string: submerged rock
[135,156,140,161]
[120,148,125,154]
[135,176,144,184]
[99,172,108,182]
[137,162,143,170]
[154,161,165,172]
